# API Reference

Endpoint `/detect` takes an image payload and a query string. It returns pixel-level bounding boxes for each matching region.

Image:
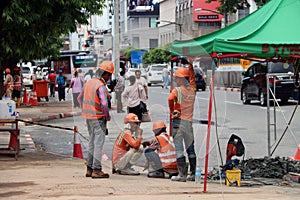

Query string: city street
[21,86,300,169]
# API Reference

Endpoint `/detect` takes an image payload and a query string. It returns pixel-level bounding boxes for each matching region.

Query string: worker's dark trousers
[144,148,163,172]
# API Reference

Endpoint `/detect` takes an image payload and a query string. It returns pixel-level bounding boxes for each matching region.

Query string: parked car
[194,67,206,91]
[124,68,147,80]
[22,66,36,89]
[241,62,295,106]
[146,64,166,86]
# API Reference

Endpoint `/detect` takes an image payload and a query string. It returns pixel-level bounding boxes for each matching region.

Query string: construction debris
[239,156,300,179]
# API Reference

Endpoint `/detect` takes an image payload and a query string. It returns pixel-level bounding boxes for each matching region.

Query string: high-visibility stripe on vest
[156,133,177,170]
[82,78,105,119]
[13,75,22,90]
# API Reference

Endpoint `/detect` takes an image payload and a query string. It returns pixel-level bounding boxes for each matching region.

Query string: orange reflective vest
[156,133,177,170]
[13,75,22,90]
[82,78,105,119]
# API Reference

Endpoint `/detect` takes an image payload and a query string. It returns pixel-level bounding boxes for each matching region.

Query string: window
[149,18,158,28]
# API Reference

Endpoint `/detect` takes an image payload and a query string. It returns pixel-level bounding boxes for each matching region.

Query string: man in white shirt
[135,70,148,99]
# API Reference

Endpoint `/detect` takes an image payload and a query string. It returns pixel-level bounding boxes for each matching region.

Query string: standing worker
[11,67,22,107]
[3,68,14,99]
[82,61,114,179]
[112,113,143,175]
[143,120,178,178]
[168,57,197,182]
[36,66,43,80]
[48,69,56,97]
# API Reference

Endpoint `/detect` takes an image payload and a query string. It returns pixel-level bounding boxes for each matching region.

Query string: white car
[125,68,137,80]
[22,66,36,88]
[146,64,167,86]
[125,68,147,80]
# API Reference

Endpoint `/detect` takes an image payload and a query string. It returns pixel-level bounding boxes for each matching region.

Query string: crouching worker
[143,120,178,178]
[112,113,143,175]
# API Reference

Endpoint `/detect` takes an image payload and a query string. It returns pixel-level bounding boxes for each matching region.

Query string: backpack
[226,134,245,161]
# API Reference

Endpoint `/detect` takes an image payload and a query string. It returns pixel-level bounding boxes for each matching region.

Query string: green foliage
[206,0,268,14]
[0,0,106,66]
[143,44,171,64]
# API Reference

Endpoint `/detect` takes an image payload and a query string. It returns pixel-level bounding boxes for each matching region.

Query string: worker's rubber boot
[171,156,187,182]
[186,157,196,181]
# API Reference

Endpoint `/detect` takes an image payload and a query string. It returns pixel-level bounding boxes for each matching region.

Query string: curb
[18,111,82,126]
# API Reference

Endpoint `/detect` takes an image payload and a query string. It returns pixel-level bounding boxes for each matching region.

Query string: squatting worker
[112,113,143,175]
[168,57,197,182]
[82,61,114,179]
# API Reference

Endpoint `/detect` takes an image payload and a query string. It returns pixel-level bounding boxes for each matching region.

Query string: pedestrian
[162,66,169,89]
[11,67,22,107]
[143,120,178,178]
[135,69,148,99]
[67,71,84,108]
[84,69,94,83]
[168,57,197,182]
[114,70,125,113]
[56,69,66,101]
[48,69,56,97]
[122,75,147,121]
[3,68,14,99]
[82,61,114,179]
[112,113,143,175]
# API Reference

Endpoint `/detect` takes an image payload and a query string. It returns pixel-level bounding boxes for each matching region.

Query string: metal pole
[267,73,271,156]
[113,0,120,77]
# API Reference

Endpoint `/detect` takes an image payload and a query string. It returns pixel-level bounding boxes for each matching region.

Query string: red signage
[193,0,223,22]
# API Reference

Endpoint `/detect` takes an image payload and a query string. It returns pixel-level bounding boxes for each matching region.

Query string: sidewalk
[0,100,299,199]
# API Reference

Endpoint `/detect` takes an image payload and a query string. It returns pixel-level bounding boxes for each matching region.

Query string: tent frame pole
[203,52,217,193]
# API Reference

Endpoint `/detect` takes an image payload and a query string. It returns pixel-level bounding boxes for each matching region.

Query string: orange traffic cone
[29,90,39,106]
[22,89,29,104]
[290,145,300,160]
[73,126,83,159]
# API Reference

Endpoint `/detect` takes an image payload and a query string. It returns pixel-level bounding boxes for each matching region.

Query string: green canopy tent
[171,0,300,59]
[170,0,300,192]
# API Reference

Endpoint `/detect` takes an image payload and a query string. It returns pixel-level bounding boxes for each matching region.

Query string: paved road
[21,86,300,169]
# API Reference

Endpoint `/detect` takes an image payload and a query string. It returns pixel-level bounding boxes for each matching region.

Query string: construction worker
[11,67,22,107]
[36,66,43,80]
[143,120,178,178]
[3,68,14,98]
[168,57,197,182]
[82,61,114,179]
[112,113,143,175]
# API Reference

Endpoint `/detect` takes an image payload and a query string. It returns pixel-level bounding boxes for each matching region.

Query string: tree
[143,43,171,64]
[0,0,106,98]
[206,0,269,25]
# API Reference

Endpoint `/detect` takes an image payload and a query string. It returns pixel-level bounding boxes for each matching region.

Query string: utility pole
[112,0,120,78]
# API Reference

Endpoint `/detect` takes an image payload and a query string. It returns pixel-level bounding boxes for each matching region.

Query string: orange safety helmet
[99,61,114,74]
[174,67,189,78]
[152,120,167,131]
[124,113,140,124]
[5,68,11,74]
